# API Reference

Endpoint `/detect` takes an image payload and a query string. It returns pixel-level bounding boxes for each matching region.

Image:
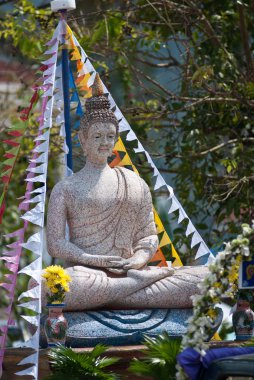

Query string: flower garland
[42,265,72,304]
[176,222,254,380]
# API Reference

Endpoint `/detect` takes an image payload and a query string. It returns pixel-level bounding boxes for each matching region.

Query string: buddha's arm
[123,181,158,270]
[47,183,125,269]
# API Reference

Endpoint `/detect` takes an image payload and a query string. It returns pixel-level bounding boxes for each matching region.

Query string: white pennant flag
[30,186,46,194]
[35,130,49,142]
[44,75,54,85]
[87,72,96,87]
[23,194,44,204]
[191,231,202,248]
[21,211,44,227]
[166,185,174,198]
[154,173,165,190]
[18,258,42,282]
[21,315,39,327]
[18,328,39,349]
[33,141,48,154]
[178,207,187,223]
[56,111,65,125]
[42,54,57,66]
[185,220,195,237]
[21,231,42,255]
[195,242,209,260]
[43,65,55,76]
[15,364,37,378]
[25,173,47,184]
[26,163,47,174]
[133,141,145,153]
[168,196,180,214]
[18,285,40,301]
[119,117,130,133]
[42,86,54,98]
[126,130,137,141]
[55,63,62,78]
[30,153,47,164]
[17,352,38,366]
[44,41,58,55]
[19,300,40,313]
[43,117,53,129]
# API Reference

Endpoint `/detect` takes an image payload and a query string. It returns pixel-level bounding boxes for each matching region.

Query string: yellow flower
[42,265,72,302]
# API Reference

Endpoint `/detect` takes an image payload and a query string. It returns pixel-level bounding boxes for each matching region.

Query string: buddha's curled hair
[79,73,119,137]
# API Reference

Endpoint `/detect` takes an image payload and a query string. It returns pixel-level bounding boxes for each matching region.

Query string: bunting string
[0,21,60,379]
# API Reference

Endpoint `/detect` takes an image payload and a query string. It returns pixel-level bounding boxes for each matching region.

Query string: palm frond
[129,332,181,380]
[45,344,120,380]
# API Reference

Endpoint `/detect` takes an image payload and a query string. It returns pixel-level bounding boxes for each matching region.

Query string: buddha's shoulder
[115,166,149,189]
[51,173,81,195]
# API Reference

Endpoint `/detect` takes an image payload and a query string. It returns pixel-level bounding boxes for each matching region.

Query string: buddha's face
[79,121,117,165]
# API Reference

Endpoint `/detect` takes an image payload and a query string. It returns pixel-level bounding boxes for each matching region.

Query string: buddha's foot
[127,266,174,285]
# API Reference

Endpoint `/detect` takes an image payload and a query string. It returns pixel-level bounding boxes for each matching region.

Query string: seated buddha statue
[45,74,208,311]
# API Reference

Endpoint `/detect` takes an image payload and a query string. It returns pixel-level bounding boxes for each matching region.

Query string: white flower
[242,246,250,256]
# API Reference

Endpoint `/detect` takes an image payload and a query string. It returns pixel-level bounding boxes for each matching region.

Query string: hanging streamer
[0,19,60,380]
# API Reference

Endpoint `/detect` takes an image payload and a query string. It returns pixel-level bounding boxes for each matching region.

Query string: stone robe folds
[47,167,158,262]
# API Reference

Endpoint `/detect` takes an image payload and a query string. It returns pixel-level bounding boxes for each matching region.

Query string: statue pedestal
[40,309,193,348]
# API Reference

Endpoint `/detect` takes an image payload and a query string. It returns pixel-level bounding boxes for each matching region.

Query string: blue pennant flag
[76,102,83,116]
[73,120,80,130]
[71,91,80,103]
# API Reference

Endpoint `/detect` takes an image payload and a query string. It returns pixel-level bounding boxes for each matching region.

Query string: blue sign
[239,259,254,289]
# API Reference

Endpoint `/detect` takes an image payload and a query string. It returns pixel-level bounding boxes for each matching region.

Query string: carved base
[40,308,223,348]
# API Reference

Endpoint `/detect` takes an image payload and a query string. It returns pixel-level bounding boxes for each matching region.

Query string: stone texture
[40,307,223,348]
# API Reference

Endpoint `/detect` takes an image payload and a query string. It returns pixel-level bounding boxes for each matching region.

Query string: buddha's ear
[78,131,87,155]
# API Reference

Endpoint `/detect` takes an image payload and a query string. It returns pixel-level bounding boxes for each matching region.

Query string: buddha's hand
[85,254,127,269]
[122,250,151,270]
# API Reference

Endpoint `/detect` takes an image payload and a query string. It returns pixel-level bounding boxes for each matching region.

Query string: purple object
[177,346,254,380]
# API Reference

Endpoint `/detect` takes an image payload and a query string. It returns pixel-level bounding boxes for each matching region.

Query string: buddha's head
[79,73,119,164]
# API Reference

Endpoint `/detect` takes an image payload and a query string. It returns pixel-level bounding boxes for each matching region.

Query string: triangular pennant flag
[191,231,202,248]
[30,152,47,164]
[159,232,172,248]
[17,352,38,366]
[33,141,48,154]
[35,130,49,142]
[194,242,209,260]
[15,364,37,377]
[18,285,40,301]
[172,246,183,267]
[154,173,165,190]
[21,213,44,227]
[133,141,145,153]
[76,102,83,116]
[19,300,40,313]
[168,197,179,214]
[185,220,195,237]
[18,258,42,281]
[178,208,187,224]
[23,193,44,204]
[25,173,47,183]
[30,186,45,194]
[71,91,79,102]
[126,130,137,141]
[4,228,24,239]
[26,163,47,174]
